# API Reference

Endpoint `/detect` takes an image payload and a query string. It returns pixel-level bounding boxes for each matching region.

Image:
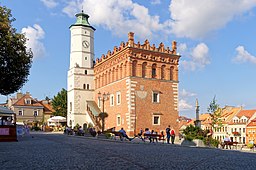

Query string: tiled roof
[39,101,55,113]
[247,119,256,127]
[221,107,241,123]
[236,109,256,119]
[12,94,43,107]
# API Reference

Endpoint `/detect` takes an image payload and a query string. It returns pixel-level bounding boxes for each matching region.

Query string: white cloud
[233,46,256,64]
[41,0,58,8]
[169,0,256,39]
[21,24,45,59]
[179,99,193,111]
[150,0,161,5]
[177,43,187,53]
[180,43,210,71]
[62,0,170,40]
[180,89,196,98]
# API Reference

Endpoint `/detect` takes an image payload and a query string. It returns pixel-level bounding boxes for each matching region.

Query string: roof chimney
[16,92,23,99]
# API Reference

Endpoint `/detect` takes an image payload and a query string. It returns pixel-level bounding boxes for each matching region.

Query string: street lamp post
[98,91,110,133]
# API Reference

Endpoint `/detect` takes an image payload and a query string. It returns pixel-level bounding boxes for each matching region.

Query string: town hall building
[67,11,181,136]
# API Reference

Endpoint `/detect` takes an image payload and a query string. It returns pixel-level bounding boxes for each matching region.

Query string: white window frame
[116,92,121,105]
[152,115,160,125]
[152,92,160,103]
[110,94,114,106]
[25,98,31,104]
[117,115,121,126]
[18,110,23,116]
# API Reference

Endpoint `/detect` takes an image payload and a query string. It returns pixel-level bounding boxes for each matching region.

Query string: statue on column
[194,98,201,128]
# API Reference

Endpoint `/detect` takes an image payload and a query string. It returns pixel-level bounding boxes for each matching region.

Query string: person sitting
[144,128,152,143]
[119,127,133,141]
[89,127,97,137]
[78,126,84,136]
[223,135,231,149]
[151,130,157,143]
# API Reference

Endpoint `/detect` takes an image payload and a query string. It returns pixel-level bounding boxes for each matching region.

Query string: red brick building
[94,32,180,136]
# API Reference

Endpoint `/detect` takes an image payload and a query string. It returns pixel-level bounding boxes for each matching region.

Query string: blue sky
[1,0,256,118]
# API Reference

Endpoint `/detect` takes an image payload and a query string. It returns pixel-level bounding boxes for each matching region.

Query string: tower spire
[69,10,96,31]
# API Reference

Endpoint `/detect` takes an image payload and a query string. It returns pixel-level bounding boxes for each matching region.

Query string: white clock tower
[67,11,96,128]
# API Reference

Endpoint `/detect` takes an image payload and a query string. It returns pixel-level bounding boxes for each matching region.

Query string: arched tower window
[83,84,86,89]
[85,70,87,75]
[116,65,119,80]
[112,67,115,82]
[109,70,112,83]
[161,65,166,80]
[170,66,174,80]
[132,60,137,76]
[87,84,89,89]
[120,63,123,79]
[152,64,157,78]
[142,62,147,78]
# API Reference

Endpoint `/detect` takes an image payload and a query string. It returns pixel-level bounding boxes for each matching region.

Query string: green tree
[207,96,223,131]
[0,6,33,95]
[52,88,67,117]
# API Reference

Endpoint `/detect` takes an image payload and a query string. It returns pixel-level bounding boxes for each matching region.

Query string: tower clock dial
[82,40,89,48]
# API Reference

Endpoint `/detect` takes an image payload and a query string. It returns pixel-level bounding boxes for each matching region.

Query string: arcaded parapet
[95,32,179,65]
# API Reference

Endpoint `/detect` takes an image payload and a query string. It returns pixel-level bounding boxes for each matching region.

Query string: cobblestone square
[0,133,256,170]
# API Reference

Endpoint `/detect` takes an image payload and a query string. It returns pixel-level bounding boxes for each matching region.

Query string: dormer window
[25,98,31,104]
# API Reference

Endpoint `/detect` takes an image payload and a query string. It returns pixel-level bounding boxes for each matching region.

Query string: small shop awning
[0,107,15,116]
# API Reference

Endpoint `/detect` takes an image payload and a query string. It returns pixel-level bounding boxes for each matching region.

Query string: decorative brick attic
[94,32,180,136]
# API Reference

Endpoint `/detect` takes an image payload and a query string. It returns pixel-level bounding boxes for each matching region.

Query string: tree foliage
[52,88,67,117]
[0,6,33,95]
[183,124,209,141]
[207,96,223,129]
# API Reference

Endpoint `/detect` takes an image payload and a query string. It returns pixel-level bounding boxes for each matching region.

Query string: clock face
[82,40,89,48]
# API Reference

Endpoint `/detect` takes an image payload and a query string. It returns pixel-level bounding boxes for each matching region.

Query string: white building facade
[67,11,96,128]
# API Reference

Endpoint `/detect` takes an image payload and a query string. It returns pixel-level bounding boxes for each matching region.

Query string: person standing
[170,127,175,144]
[166,125,171,144]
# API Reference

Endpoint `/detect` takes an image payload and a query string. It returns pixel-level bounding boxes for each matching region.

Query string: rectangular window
[116,92,121,105]
[70,102,72,111]
[243,128,245,133]
[98,97,101,108]
[25,99,31,104]
[117,115,121,126]
[18,110,23,116]
[34,110,38,117]
[152,68,156,78]
[152,92,159,103]
[153,115,160,125]
[110,94,114,106]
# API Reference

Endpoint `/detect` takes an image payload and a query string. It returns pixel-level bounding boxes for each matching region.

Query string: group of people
[64,124,176,144]
[127,125,176,144]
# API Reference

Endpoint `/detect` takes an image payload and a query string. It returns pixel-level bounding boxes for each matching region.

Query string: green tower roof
[70,10,96,30]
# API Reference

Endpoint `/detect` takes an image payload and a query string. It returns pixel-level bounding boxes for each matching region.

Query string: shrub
[31,126,41,131]
[203,137,219,148]
[247,143,254,148]
[185,135,194,141]
[105,133,112,139]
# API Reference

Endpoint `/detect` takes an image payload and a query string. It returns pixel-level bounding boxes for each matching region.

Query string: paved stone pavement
[0,132,256,170]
